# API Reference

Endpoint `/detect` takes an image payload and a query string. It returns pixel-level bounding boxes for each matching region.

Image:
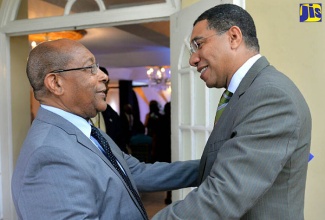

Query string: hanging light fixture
[29,30,87,48]
[146,66,171,90]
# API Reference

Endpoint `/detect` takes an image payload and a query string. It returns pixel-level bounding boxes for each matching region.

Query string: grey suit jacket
[12,108,199,220]
[153,57,312,220]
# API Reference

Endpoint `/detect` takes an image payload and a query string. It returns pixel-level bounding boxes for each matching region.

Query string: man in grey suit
[11,39,199,219]
[153,4,311,220]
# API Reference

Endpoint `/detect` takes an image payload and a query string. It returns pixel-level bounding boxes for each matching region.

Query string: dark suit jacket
[153,57,312,220]
[12,107,199,220]
[101,104,128,153]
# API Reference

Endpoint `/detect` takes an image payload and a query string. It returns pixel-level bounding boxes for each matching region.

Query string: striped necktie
[90,125,148,220]
[214,90,233,125]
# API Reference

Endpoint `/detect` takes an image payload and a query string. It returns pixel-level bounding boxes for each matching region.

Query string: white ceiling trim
[63,0,107,15]
[1,0,181,36]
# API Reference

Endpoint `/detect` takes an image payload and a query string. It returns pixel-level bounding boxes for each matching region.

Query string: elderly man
[12,39,199,220]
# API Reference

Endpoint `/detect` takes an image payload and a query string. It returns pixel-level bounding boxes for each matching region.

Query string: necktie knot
[218,90,233,107]
[91,125,101,141]
[214,90,233,125]
[91,125,110,152]
[91,125,97,136]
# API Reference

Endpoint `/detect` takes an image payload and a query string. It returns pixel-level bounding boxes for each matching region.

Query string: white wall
[247,0,325,218]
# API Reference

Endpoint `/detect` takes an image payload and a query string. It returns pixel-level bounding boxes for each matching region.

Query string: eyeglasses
[189,33,218,55]
[50,63,99,74]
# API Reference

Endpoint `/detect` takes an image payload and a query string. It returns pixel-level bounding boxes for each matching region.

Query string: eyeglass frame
[189,25,233,55]
[189,33,219,55]
[50,63,99,74]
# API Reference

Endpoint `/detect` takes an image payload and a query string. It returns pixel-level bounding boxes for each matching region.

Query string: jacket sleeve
[124,153,200,192]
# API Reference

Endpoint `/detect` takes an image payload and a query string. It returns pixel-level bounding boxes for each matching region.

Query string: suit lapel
[235,56,270,98]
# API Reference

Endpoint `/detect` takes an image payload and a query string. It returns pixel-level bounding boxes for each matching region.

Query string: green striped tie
[214,90,233,125]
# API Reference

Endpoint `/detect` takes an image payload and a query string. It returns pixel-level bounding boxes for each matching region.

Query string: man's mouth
[97,89,107,98]
[200,66,208,74]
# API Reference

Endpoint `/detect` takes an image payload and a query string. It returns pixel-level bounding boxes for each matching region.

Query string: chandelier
[146,66,171,90]
[29,30,87,48]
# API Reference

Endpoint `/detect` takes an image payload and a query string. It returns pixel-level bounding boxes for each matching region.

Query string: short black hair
[194,4,259,52]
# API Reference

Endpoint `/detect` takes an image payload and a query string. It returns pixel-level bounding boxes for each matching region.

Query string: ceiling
[28,0,172,84]
[78,21,170,84]
[79,21,170,84]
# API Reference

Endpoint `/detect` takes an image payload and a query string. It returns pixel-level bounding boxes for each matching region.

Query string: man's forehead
[74,48,95,61]
[190,20,209,40]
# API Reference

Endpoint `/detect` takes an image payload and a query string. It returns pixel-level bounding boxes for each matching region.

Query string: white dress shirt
[228,54,262,93]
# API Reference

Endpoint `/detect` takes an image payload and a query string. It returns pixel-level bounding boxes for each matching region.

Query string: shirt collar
[40,104,91,138]
[228,54,262,93]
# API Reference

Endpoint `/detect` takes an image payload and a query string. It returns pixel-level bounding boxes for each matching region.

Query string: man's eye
[196,41,202,49]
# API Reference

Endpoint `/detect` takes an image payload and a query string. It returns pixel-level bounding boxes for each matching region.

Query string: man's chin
[206,82,214,88]
[97,103,108,112]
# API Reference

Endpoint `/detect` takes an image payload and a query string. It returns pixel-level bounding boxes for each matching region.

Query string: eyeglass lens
[91,63,99,74]
[190,41,198,54]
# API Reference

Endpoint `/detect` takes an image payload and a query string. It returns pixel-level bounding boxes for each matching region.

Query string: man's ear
[44,73,64,95]
[227,26,243,49]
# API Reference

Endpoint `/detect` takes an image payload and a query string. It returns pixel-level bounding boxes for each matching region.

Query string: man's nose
[98,69,109,83]
[189,52,199,67]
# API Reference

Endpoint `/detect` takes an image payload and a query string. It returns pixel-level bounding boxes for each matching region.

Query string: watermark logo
[300,3,322,22]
